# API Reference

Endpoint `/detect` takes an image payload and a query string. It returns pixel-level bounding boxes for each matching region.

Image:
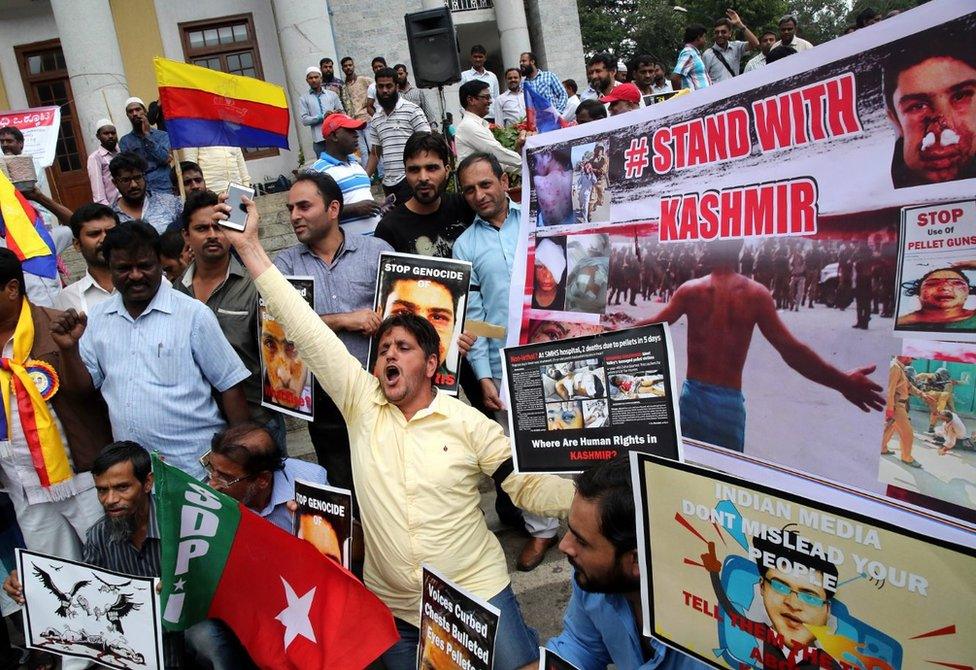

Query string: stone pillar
[270,0,340,159]
[525,0,586,83]
[493,0,532,70]
[50,0,131,155]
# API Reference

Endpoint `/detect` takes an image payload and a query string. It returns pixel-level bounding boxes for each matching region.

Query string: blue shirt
[451,200,520,381]
[548,581,711,670]
[112,190,183,234]
[272,232,393,367]
[308,152,380,235]
[673,45,711,91]
[119,128,174,194]
[258,458,329,532]
[525,69,569,112]
[80,283,250,479]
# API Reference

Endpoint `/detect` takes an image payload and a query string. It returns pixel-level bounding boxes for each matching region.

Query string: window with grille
[179,14,277,159]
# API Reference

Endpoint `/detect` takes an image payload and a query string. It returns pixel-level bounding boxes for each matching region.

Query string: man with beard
[4,441,259,667]
[53,204,118,313]
[375,132,473,256]
[580,52,618,102]
[204,422,327,531]
[174,190,287,451]
[365,68,430,203]
[309,113,382,236]
[110,152,182,233]
[339,56,374,166]
[51,221,251,479]
[519,51,568,112]
[299,65,343,158]
[493,68,527,128]
[86,119,119,205]
[319,57,345,97]
[394,64,434,123]
[885,39,976,188]
[118,97,173,195]
[208,196,574,669]
[548,458,708,669]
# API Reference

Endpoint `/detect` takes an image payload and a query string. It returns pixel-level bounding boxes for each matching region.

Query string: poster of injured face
[369,252,471,395]
[503,323,680,473]
[507,2,976,521]
[630,451,976,670]
[17,549,163,670]
[879,339,976,510]
[894,199,976,340]
[260,276,315,420]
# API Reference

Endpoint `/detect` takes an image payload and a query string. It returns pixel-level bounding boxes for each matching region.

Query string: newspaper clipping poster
[259,276,314,420]
[418,565,498,670]
[294,479,353,570]
[894,199,976,341]
[630,452,976,670]
[879,339,976,507]
[504,323,680,473]
[18,549,164,670]
[369,252,471,395]
[506,1,976,520]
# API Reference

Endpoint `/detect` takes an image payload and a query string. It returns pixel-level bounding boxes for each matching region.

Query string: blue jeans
[381,584,539,670]
[184,619,257,669]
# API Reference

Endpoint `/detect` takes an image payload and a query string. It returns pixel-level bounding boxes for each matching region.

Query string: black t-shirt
[373,194,474,258]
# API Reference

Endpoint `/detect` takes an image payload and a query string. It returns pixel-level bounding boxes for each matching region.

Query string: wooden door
[15,39,92,210]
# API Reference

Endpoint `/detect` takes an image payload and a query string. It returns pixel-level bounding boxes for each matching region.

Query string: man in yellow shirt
[213,178,573,670]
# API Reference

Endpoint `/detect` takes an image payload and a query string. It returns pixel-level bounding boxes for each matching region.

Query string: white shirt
[52,271,115,314]
[493,88,526,127]
[772,36,814,52]
[744,53,767,73]
[562,94,581,122]
[460,68,500,99]
[455,112,521,171]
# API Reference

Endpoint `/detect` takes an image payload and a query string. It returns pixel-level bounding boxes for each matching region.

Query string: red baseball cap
[321,113,366,139]
[600,83,641,105]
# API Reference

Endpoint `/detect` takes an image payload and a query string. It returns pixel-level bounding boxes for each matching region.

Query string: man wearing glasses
[701,528,842,669]
[109,152,183,234]
[455,80,524,168]
[202,422,327,532]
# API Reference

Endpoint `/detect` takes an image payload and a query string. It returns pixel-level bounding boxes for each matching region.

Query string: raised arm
[50,310,96,395]
[634,283,689,327]
[756,288,884,411]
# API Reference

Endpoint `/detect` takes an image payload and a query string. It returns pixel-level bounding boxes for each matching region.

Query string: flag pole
[173,149,186,201]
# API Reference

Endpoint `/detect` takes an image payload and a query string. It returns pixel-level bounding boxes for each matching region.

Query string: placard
[259,276,315,420]
[294,479,353,570]
[418,565,498,670]
[508,1,976,520]
[0,106,61,168]
[369,252,471,395]
[18,549,164,670]
[539,648,580,669]
[630,451,976,670]
[503,323,680,473]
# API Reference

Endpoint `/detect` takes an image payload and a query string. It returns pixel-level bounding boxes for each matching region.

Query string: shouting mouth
[384,364,401,385]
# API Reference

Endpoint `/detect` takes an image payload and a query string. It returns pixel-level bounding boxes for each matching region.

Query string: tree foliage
[576,0,924,70]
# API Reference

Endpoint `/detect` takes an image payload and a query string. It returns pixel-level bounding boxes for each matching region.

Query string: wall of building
[110,0,167,107]
[0,2,59,111]
[152,0,303,183]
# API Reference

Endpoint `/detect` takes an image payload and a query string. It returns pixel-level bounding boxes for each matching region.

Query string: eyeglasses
[476,94,493,101]
[116,173,145,185]
[764,577,827,607]
[201,452,255,490]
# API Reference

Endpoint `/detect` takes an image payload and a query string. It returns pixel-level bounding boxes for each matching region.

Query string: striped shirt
[674,44,712,91]
[366,97,430,187]
[524,69,568,112]
[79,283,250,479]
[309,152,380,235]
[83,500,183,668]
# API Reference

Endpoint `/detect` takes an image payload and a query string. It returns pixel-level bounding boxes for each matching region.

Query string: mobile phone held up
[220,182,256,231]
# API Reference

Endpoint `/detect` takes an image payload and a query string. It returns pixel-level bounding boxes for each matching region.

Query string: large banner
[503,323,681,472]
[631,451,976,670]
[510,0,976,520]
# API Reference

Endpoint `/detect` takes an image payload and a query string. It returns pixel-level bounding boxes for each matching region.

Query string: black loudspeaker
[404,8,462,88]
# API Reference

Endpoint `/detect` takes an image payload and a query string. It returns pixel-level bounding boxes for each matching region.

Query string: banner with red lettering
[508,0,976,520]
[0,107,61,168]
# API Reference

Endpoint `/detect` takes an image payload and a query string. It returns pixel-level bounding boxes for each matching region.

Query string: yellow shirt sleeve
[253,265,380,420]
[467,406,574,519]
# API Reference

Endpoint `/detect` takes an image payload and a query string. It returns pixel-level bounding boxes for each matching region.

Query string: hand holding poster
[294,479,353,569]
[17,549,164,670]
[503,323,681,472]
[509,0,976,520]
[369,252,471,395]
[630,451,976,670]
[419,566,498,670]
[0,107,61,168]
[260,276,315,420]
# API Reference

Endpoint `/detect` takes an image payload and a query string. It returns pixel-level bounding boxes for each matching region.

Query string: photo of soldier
[570,142,610,224]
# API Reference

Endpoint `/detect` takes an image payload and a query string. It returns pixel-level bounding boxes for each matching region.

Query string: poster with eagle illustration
[17,549,164,670]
